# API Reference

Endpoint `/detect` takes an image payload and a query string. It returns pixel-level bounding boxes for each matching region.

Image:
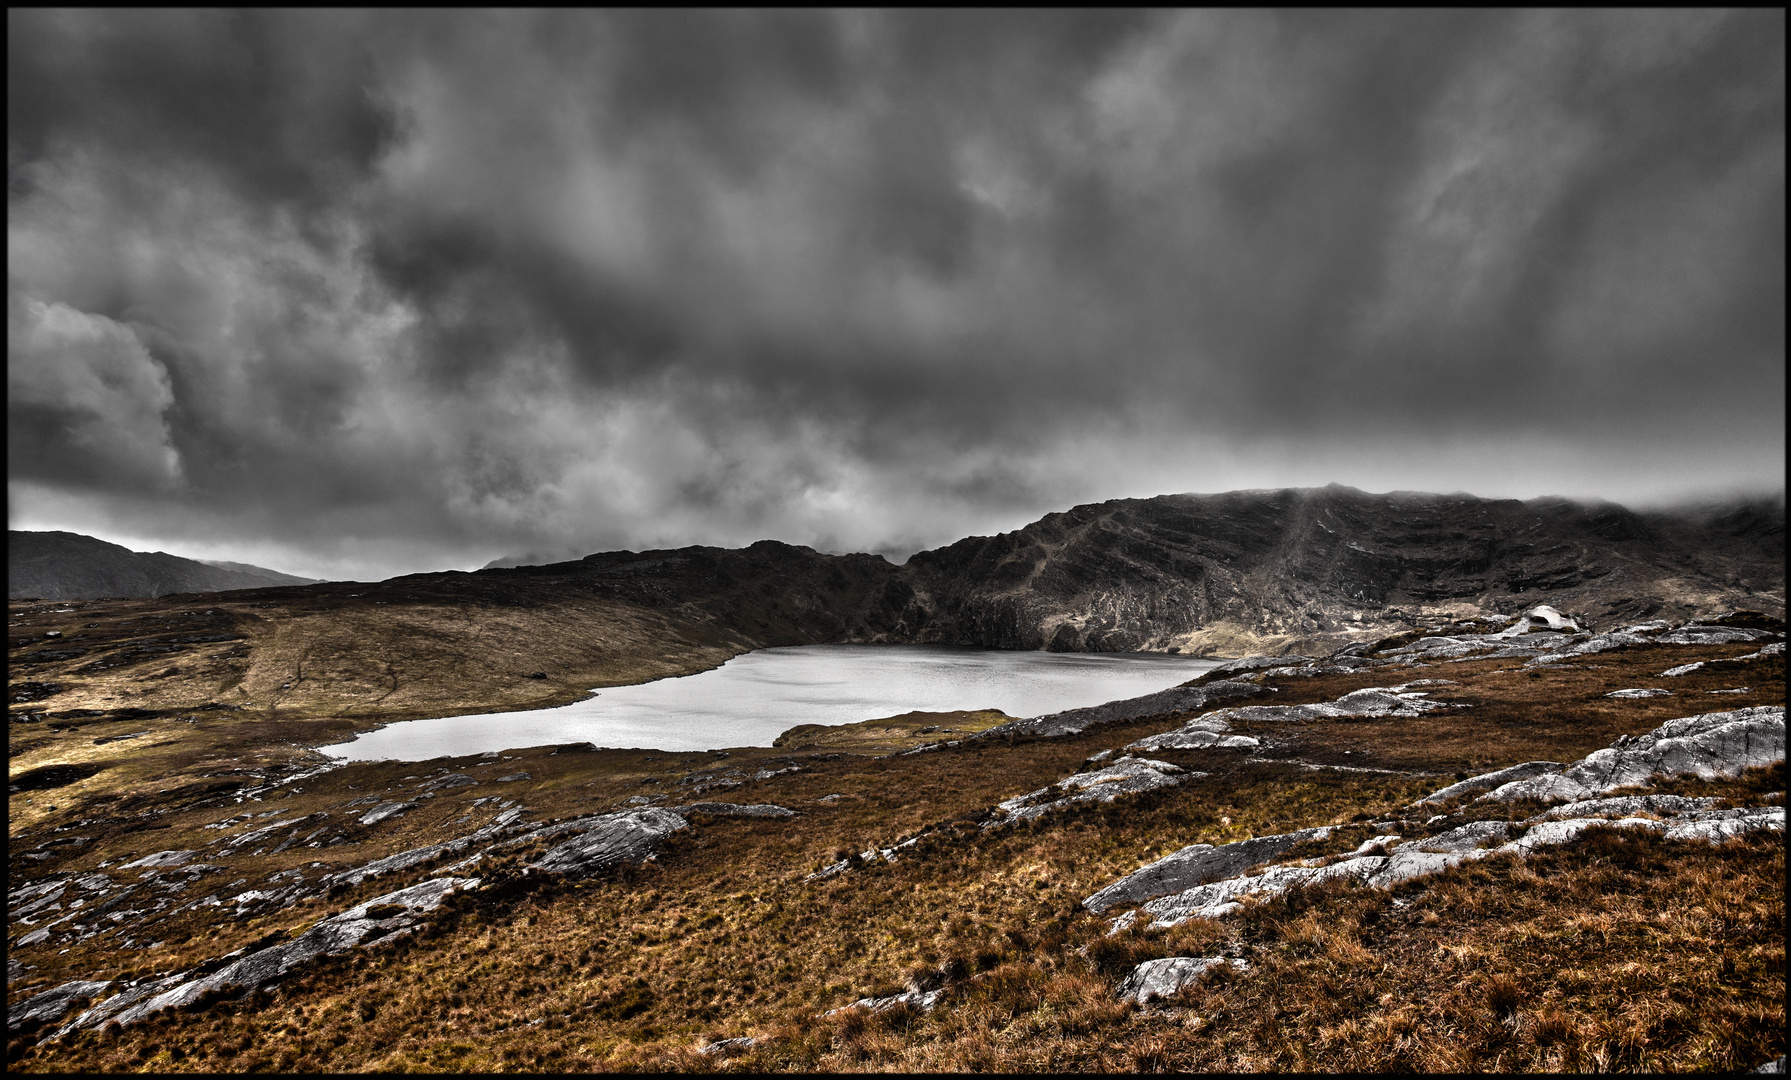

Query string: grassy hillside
[9,622,1782,1073]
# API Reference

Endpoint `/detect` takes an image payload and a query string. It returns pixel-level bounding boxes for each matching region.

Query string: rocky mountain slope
[8,532,320,601]
[7,488,1782,730]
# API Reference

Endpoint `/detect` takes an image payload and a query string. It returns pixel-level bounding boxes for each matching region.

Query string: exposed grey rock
[826,987,946,1016]
[529,808,688,877]
[699,1036,759,1055]
[981,680,1263,740]
[675,802,796,818]
[1495,816,1663,856]
[88,877,478,1031]
[1753,1055,1786,1074]
[39,974,186,1039]
[1495,605,1581,635]
[1413,761,1568,806]
[120,850,197,869]
[1664,642,1783,678]
[1203,686,1457,723]
[1525,632,1653,665]
[1606,688,1672,698]
[1528,794,1721,822]
[1084,826,1336,913]
[423,773,477,790]
[1408,820,1512,853]
[495,772,531,782]
[1115,956,1247,1004]
[1208,655,1312,677]
[992,757,1199,826]
[1483,706,1785,804]
[1660,805,1783,842]
[1655,625,1775,645]
[8,978,112,1030]
[358,801,418,826]
[1126,712,1260,753]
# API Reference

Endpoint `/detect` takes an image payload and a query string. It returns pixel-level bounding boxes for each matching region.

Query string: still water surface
[317,643,1222,761]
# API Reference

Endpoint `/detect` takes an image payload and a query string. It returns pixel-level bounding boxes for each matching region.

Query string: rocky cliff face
[892,486,1784,655]
[463,486,1781,658]
[17,487,1780,658]
[8,532,321,601]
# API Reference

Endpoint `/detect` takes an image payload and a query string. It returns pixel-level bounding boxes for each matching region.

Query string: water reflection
[317,643,1222,760]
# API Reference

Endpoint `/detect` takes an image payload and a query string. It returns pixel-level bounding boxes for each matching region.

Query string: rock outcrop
[42,877,477,1039]
[1093,703,1784,933]
[1084,826,1337,913]
[989,757,1198,826]
[1473,706,1784,804]
[1115,956,1248,1004]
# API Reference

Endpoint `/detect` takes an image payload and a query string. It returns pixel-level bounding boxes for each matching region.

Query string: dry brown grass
[9,611,1783,1072]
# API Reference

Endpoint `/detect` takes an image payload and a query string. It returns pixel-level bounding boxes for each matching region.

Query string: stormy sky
[8,10,1785,582]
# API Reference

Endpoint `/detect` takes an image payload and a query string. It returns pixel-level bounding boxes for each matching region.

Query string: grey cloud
[6,10,1783,580]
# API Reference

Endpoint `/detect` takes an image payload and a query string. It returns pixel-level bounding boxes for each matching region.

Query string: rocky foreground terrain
[7,605,1784,1072]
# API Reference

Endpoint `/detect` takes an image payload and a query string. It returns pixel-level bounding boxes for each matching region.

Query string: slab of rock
[1525,632,1652,666]
[1084,826,1336,913]
[423,774,478,790]
[982,680,1263,740]
[1126,713,1261,753]
[992,757,1198,826]
[358,801,419,826]
[120,850,197,869]
[1528,794,1720,823]
[8,978,112,1031]
[1655,625,1776,645]
[1408,820,1512,853]
[529,808,688,877]
[1207,655,1314,677]
[1411,761,1566,806]
[1483,706,1785,804]
[1606,688,1671,698]
[1659,806,1784,842]
[101,877,477,1029]
[827,986,947,1015]
[1115,956,1247,1004]
[495,772,531,782]
[675,802,795,818]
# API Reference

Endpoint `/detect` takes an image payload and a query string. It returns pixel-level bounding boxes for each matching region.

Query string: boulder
[119,850,197,869]
[529,808,688,877]
[981,680,1263,740]
[1115,956,1247,1004]
[1084,826,1336,913]
[359,802,418,827]
[8,979,112,1031]
[1412,761,1564,806]
[1484,706,1785,803]
[993,757,1199,826]
[675,802,796,818]
[50,878,477,1037]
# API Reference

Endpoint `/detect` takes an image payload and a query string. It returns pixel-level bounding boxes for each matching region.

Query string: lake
[315,643,1224,761]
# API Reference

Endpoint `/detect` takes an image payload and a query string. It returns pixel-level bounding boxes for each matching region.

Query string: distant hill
[392,485,1788,659]
[196,559,320,587]
[8,531,322,600]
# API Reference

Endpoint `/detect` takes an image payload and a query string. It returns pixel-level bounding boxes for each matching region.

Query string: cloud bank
[8,10,1784,580]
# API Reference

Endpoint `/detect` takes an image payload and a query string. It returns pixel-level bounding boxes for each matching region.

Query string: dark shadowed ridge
[385,486,1788,658]
[8,531,323,600]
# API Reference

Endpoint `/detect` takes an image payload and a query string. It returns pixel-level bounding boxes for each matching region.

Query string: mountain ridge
[8,531,322,600]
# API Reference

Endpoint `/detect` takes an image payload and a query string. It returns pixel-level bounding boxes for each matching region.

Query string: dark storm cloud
[7,10,1783,580]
